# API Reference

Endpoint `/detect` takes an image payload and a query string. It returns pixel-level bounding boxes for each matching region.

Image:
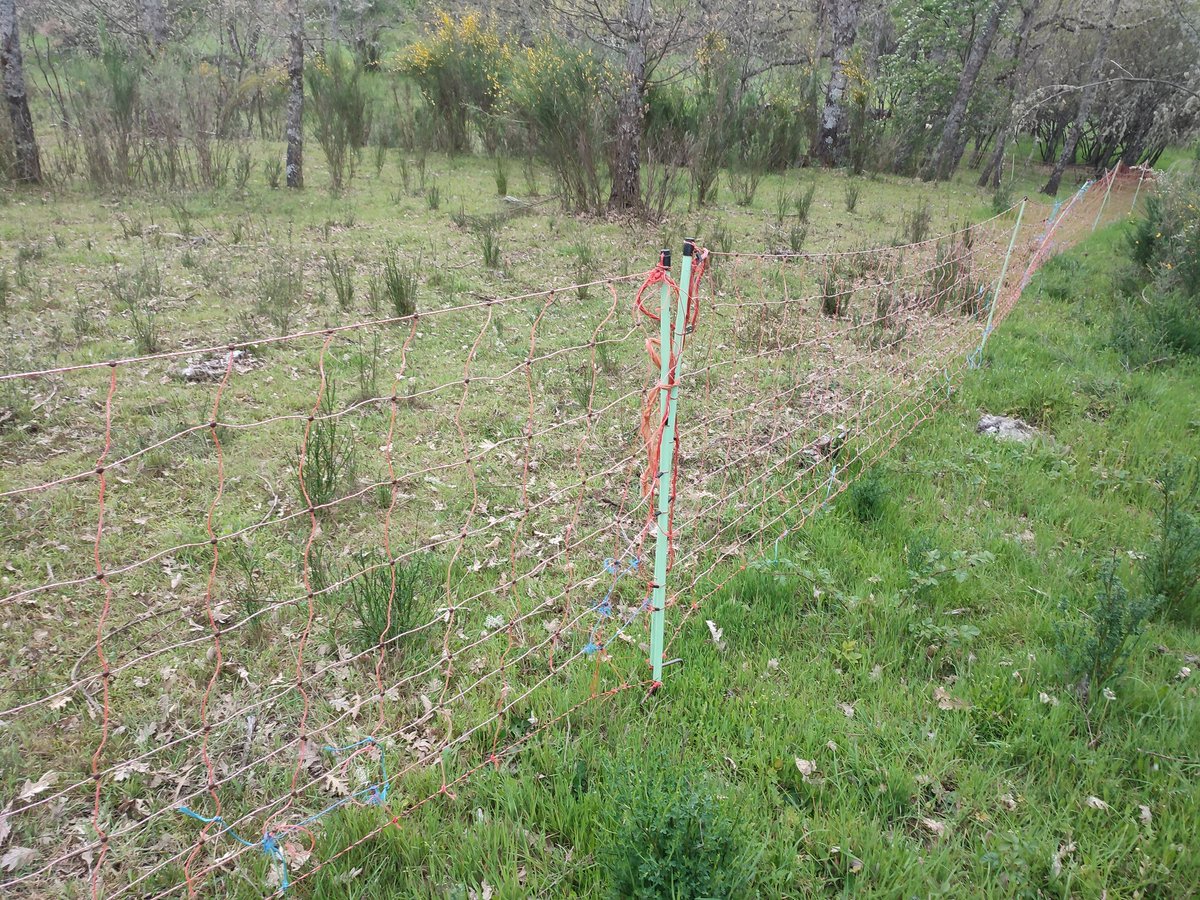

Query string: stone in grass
[178,349,253,382]
[977,414,1039,443]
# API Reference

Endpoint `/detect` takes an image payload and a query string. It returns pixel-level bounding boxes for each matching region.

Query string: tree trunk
[285,0,304,189]
[923,0,1013,181]
[140,0,168,52]
[328,0,340,46]
[608,0,650,213]
[1,0,40,184]
[1042,0,1122,195]
[979,0,1041,188]
[817,0,861,167]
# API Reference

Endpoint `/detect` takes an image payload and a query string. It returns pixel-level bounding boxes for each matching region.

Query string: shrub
[108,258,161,354]
[381,247,418,318]
[846,472,888,523]
[506,41,611,214]
[474,219,502,269]
[396,12,507,153]
[844,180,861,213]
[257,255,303,333]
[1054,560,1159,703]
[1118,174,1200,360]
[306,46,371,192]
[326,250,355,310]
[600,758,757,900]
[686,37,742,206]
[341,551,429,658]
[795,181,817,222]
[1144,463,1200,624]
[901,199,932,245]
[297,382,357,510]
[821,259,847,317]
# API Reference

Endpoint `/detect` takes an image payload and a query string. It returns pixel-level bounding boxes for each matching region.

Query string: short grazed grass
[1,155,1196,898]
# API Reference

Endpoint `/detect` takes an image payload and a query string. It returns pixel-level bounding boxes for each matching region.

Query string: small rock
[977,414,1039,443]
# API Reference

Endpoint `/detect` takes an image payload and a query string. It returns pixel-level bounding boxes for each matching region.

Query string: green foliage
[795,181,817,223]
[1055,560,1159,702]
[506,41,610,214]
[326,250,355,310]
[901,199,933,245]
[567,239,596,299]
[845,473,888,523]
[297,382,357,510]
[844,180,861,213]
[307,47,372,192]
[475,219,502,269]
[600,757,757,900]
[108,258,161,354]
[256,253,303,333]
[1144,463,1200,624]
[381,247,418,318]
[396,11,507,153]
[1118,174,1200,360]
[493,156,508,196]
[338,551,429,658]
[820,259,847,317]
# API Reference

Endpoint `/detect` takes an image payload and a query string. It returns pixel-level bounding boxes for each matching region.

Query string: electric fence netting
[0,164,1148,897]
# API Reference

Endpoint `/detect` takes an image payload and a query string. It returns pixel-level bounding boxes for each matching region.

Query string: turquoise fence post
[649,239,694,686]
[972,199,1026,367]
[1092,166,1116,232]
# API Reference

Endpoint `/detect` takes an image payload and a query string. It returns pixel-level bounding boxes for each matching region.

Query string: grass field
[1,153,1197,898]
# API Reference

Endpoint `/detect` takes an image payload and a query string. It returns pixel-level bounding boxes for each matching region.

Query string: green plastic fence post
[977,198,1026,360]
[1092,166,1116,232]
[649,239,694,686]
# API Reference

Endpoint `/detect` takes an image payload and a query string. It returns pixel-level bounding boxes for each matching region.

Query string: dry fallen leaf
[0,846,38,872]
[1051,839,1077,877]
[933,686,970,711]
[838,702,856,719]
[795,758,816,777]
[17,772,57,803]
[919,817,946,837]
[999,793,1017,811]
[1138,804,1152,827]
[1085,796,1110,811]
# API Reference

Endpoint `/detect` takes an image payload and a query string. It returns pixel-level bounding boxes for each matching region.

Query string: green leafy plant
[1144,463,1200,624]
[381,247,419,318]
[474,219,502,269]
[306,47,371,192]
[340,551,428,658]
[601,757,758,900]
[844,179,861,213]
[1055,559,1159,702]
[494,156,508,196]
[257,255,303,334]
[297,382,357,510]
[108,258,161,353]
[795,181,817,223]
[506,40,611,214]
[821,259,847,317]
[901,199,932,244]
[845,473,888,522]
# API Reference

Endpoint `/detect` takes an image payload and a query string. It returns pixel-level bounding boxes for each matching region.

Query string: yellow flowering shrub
[395,11,509,152]
[505,41,613,213]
